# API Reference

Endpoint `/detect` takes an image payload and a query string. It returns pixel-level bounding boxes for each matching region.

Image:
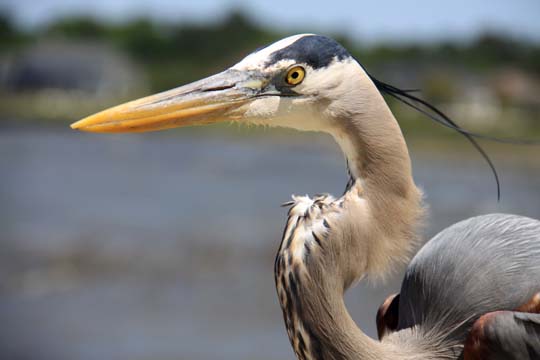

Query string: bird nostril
[201,84,235,92]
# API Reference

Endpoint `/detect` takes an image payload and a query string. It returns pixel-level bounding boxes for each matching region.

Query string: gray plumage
[466,311,540,359]
[393,214,540,358]
[400,214,540,334]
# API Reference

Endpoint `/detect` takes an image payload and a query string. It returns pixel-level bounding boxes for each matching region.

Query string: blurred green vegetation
[20,11,280,89]
[0,11,539,138]
[2,11,539,90]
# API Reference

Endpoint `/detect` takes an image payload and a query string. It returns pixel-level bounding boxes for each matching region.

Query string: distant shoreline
[1,121,538,168]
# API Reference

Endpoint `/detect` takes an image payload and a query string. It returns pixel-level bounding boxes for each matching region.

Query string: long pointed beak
[71,69,265,133]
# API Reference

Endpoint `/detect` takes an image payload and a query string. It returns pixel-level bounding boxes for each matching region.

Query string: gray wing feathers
[397,214,540,341]
[463,311,540,360]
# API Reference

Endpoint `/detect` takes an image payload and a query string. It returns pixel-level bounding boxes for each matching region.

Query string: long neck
[275,83,425,359]
[331,84,425,278]
[275,257,387,360]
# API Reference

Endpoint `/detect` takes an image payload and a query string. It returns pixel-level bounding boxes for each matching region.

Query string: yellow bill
[71,69,266,133]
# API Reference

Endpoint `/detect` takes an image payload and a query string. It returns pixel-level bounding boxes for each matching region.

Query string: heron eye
[286,66,305,85]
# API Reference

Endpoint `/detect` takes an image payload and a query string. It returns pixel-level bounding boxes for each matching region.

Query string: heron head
[71,34,370,134]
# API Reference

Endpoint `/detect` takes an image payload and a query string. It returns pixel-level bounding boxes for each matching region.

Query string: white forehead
[232,34,314,70]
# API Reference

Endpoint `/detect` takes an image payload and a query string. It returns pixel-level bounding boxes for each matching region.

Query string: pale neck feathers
[274,67,428,359]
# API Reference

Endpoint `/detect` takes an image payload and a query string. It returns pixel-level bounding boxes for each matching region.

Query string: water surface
[1,128,539,360]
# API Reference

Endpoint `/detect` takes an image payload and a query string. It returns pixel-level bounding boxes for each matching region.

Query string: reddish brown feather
[516,292,540,314]
[376,293,400,340]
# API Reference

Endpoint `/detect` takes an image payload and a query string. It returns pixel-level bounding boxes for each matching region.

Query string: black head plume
[369,76,504,199]
[370,73,539,201]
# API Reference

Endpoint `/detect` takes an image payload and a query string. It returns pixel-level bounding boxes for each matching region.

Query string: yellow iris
[286,66,305,85]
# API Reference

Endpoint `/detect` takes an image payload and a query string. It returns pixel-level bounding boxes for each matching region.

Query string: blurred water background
[1,1,539,359]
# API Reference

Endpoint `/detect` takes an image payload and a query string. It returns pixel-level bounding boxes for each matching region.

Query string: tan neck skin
[330,86,424,279]
[275,83,425,360]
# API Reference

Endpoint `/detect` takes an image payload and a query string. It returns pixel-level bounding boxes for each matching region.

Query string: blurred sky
[3,0,540,44]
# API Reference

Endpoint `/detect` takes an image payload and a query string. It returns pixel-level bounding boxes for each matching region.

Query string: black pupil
[291,71,299,79]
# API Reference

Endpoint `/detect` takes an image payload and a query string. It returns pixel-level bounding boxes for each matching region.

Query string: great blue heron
[71,34,540,359]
